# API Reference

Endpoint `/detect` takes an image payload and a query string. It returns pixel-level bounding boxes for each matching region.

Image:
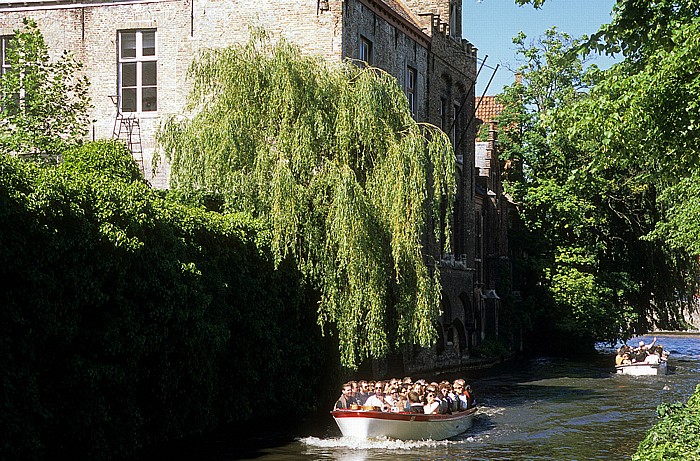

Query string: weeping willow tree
[158,31,456,368]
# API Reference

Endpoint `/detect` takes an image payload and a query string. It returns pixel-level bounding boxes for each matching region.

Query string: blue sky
[462,0,619,95]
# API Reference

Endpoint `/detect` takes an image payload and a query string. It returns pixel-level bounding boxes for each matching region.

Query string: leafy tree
[157,31,456,368]
[504,1,699,337]
[0,17,91,157]
[514,0,546,8]
[497,28,646,345]
[554,2,700,329]
[586,0,700,60]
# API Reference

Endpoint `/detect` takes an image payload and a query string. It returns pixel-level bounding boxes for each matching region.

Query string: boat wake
[299,435,453,450]
[476,405,505,417]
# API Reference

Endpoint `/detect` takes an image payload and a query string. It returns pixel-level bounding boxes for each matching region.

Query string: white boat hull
[331,407,477,440]
[616,361,667,376]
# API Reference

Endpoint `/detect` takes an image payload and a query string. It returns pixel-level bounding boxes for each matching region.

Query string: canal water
[223,334,700,460]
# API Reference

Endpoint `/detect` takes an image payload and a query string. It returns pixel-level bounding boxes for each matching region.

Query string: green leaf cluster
[633,384,700,461]
[0,141,329,460]
[0,18,91,157]
[158,30,456,368]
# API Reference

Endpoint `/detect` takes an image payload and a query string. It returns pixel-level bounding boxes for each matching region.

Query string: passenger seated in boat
[349,380,359,402]
[631,346,647,363]
[648,344,667,358]
[392,394,409,413]
[334,383,354,410]
[423,387,440,414]
[412,381,424,398]
[617,345,633,364]
[464,384,476,408]
[615,348,626,366]
[453,379,469,411]
[385,386,398,406]
[644,352,660,364]
[438,382,453,414]
[364,381,390,411]
[398,385,410,411]
[407,390,424,414]
[632,337,657,361]
[356,380,370,405]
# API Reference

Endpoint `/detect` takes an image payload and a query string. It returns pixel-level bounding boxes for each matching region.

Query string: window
[118,29,157,113]
[1,35,12,78]
[406,66,416,117]
[359,36,373,65]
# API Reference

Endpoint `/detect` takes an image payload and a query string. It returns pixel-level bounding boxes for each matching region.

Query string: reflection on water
[225,334,700,460]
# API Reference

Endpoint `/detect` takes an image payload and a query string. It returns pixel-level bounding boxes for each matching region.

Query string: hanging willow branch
[157,30,456,368]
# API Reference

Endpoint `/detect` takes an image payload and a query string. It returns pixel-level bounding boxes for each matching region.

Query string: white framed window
[1,35,12,78]
[406,66,416,117]
[118,29,157,113]
[359,35,373,65]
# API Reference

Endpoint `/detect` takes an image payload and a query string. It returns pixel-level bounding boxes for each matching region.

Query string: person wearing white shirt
[364,381,389,411]
[423,388,440,414]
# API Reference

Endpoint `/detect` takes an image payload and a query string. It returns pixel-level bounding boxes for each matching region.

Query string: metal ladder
[110,95,144,174]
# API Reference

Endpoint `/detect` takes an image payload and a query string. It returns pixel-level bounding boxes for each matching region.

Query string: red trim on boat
[331,407,477,422]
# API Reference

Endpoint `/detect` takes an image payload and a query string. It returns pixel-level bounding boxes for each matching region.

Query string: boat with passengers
[331,406,477,440]
[332,377,477,440]
[615,337,668,375]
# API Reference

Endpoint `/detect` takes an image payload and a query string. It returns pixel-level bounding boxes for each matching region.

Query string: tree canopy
[497,2,700,344]
[0,18,91,157]
[158,31,456,369]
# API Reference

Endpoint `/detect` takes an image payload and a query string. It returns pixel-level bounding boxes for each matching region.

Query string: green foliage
[632,384,700,461]
[495,22,697,347]
[472,336,512,358]
[0,141,328,460]
[586,0,700,60]
[497,28,630,344]
[0,18,91,157]
[552,14,700,330]
[157,30,456,368]
[514,0,546,8]
[476,122,490,142]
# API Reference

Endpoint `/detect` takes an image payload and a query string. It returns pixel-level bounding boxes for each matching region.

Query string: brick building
[1,0,495,373]
[474,96,505,340]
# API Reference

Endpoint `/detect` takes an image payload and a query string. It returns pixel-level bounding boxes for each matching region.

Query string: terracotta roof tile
[475,96,504,124]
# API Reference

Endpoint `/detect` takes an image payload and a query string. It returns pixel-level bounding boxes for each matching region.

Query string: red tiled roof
[475,96,503,124]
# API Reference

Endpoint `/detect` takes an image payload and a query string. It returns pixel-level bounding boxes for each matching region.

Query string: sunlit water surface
[212,334,700,460]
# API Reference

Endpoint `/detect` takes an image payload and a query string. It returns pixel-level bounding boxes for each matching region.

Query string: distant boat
[615,360,668,376]
[331,407,477,440]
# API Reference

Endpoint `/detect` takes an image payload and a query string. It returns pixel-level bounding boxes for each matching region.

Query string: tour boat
[615,360,667,376]
[331,407,477,440]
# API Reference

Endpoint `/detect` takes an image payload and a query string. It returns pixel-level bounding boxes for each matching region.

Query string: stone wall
[342,0,429,120]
